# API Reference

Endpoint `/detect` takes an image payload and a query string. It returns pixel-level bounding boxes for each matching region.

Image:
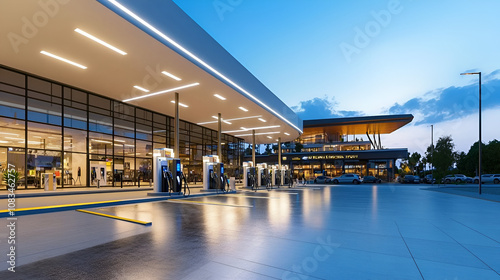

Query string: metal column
[278,137,282,169]
[218,113,222,161]
[252,130,256,167]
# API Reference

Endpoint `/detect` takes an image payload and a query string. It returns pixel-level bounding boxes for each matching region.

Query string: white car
[332,174,361,184]
[473,174,500,184]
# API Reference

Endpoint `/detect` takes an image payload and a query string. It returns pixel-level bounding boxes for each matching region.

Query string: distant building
[247,114,413,181]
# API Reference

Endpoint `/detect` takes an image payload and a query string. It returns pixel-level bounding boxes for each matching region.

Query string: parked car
[423,174,435,184]
[442,174,468,184]
[402,175,415,184]
[314,176,332,184]
[473,174,500,184]
[332,174,361,184]
[362,176,381,183]
[413,175,421,184]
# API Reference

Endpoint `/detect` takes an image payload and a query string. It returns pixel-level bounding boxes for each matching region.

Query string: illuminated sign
[286,154,359,161]
[306,155,359,160]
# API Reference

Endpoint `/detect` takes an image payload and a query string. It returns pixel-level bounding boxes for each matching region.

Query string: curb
[0,191,236,218]
[0,188,154,199]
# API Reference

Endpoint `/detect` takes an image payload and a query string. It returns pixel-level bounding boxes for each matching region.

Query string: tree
[431,136,457,181]
[294,142,303,153]
[398,159,410,175]
[244,144,252,156]
[265,144,272,155]
[455,151,469,175]
[457,140,500,176]
[484,140,500,173]
[408,152,421,175]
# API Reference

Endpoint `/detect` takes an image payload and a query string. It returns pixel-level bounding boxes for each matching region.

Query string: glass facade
[0,66,244,189]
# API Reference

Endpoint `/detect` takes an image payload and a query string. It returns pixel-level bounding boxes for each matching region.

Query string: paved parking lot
[1,184,500,279]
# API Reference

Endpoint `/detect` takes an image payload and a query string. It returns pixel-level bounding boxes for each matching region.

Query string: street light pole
[461,71,482,194]
[430,124,433,184]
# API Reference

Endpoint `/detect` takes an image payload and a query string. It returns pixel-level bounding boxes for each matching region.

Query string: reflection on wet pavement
[1,184,500,279]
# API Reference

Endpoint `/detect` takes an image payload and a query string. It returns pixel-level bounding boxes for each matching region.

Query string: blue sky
[172,0,500,154]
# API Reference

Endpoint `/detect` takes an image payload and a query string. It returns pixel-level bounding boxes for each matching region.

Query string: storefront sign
[306,155,358,160]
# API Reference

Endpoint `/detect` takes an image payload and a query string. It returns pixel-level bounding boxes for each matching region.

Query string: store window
[63,152,86,187]
[64,128,87,153]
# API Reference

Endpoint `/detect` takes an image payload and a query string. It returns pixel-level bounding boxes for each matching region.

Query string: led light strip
[74,28,127,55]
[40,51,87,69]
[170,100,188,107]
[106,0,302,134]
[123,83,199,102]
[196,115,262,125]
[162,71,181,81]
[134,85,149,92]
[214,94,226,100]
[234,131,281,137]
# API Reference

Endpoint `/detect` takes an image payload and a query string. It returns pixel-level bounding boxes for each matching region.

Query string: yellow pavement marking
[219,194,279,199]
[0,199,124,213]
[76,209,152,226]
[167,199,253,208]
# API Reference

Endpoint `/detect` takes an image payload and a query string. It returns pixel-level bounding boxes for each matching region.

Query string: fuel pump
[275,168,282,187]
[161,164,172,192]
[246,167,256,189]
[260,167,268,186]
[208,163,216,189]
[284,169,291,187]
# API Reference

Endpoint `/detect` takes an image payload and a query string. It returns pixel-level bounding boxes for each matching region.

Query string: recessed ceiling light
[284,132,290,136]
[171,100,188,108]
[238,107,248,112]
[197,115,262,125]
[74,28,127,55]
[222,125,281,134]
[40,51,87,69]
[123,83,199,102]
[214,94,226,100]
[267,136,272,139]
[106,0,303,134]
[235,131,281,137]
[162,71,181,81]
[258,118,267,123]
[133,85,149,92]
[209,115,231,124]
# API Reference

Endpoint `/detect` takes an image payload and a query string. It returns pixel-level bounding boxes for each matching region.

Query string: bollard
[97,179,100,189]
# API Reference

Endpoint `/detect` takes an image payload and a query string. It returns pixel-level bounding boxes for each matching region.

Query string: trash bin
[229,177,236,191]
[42,173,57,191]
